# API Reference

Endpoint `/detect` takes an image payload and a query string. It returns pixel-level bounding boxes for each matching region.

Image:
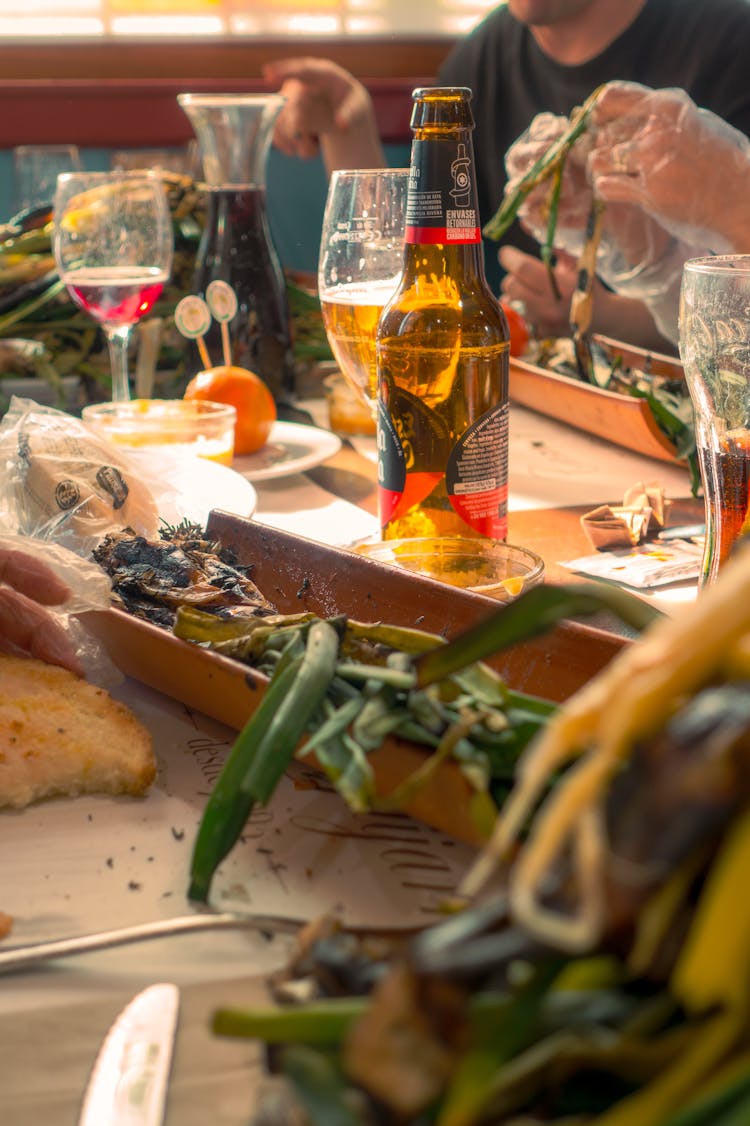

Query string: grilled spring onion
[483,85,605,246]
[189,618,340,902]
[483,85,607,356]
[186,582,661,903]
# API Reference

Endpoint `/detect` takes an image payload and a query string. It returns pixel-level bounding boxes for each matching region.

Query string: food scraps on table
[580,480,671,551]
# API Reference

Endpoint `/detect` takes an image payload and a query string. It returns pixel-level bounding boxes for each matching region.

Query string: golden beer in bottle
[376,87,509,541]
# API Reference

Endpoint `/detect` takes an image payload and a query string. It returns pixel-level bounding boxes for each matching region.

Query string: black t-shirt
[438,0,750,291]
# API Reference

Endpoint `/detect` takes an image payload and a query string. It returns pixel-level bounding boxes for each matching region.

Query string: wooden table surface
[301,431,703,587]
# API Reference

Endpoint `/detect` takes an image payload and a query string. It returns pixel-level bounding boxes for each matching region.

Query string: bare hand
[499,246,580,339]
[0,548,83,675]
[263,57,378,161]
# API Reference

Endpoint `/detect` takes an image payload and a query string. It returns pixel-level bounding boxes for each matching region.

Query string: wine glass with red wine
[53,170,173,402]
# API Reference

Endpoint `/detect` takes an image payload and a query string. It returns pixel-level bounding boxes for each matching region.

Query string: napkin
[580,480,671,551]
[253,475,379,547]
[563,539,703,589]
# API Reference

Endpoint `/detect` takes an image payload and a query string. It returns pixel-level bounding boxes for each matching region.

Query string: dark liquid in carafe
[188,187,295,403]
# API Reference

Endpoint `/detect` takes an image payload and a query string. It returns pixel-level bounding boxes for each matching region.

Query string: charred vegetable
[210,540,750,1126]
[93,521,277,628]
[186,581,661,903]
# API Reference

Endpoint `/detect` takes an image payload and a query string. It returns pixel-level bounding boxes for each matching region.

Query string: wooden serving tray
[83,515,626,847]
[510,334,685,464]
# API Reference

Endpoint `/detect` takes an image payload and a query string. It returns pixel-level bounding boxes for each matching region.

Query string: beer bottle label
[377,386,450,526]
[406,138,481,245]
[446,403,509,539]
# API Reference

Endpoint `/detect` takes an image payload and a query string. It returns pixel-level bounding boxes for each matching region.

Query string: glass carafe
[178,93,295,405]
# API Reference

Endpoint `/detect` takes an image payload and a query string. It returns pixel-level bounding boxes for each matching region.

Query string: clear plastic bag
[588,81,750,254]
[0,397,162,557]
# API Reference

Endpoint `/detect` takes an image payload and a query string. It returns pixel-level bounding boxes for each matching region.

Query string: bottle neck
[403,127,487,283]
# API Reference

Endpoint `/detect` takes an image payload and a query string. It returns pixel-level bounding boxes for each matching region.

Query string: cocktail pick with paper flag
[175,294,213,370]
[206,280,238,368]
[177,283,278,455]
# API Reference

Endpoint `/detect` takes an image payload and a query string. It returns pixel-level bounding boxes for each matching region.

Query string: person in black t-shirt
[266,0,750,348]
[438,0,750,345]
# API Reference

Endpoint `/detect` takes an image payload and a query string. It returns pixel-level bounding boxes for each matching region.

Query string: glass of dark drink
[680,255,750,584]
[53,171,173,402]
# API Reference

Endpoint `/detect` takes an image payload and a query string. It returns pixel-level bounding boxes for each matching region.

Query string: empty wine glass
[318,168,409,414]
[53,170,173,403]
[12,144,82,215]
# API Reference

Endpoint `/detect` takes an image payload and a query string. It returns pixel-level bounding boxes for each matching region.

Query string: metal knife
[78,982,179,1126]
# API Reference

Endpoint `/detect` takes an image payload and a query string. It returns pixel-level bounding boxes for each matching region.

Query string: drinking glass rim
[55,169,165,187]
[330,167,410,179]
[684,254,750,277]
[177,92,285,106]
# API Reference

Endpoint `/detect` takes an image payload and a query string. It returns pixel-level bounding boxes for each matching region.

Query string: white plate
[235,420,342,482]
[127,448,258,528]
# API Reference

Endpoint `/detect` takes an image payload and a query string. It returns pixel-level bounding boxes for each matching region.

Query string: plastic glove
[503,92,715,343]
[588,81,750,254]
[504,112,594,253]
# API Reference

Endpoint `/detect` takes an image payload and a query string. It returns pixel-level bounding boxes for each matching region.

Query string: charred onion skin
[93,522,276,627]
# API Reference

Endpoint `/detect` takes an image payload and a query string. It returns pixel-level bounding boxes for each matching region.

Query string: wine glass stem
[105,324,132,402]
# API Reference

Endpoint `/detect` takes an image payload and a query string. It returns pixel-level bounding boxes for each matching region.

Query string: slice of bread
[0,655,156,809]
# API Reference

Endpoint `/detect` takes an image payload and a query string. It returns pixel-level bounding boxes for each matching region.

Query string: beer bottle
[376,87,510,541]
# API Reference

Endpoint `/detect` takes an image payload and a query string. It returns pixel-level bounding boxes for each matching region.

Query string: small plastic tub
[324,374,377,437]
[355,536,545,601]
[82,398,237,466]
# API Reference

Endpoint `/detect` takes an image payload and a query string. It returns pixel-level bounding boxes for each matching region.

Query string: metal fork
[0,912,301,974]
[0,911,415,974]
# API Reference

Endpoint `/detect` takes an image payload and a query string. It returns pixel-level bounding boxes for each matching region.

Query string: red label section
[406,225,482,245]
[379,471,444,526]
[450,485,508,540]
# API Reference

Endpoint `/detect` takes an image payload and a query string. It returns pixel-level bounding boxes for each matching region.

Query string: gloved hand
[587,80,750,254]
[504,111,594,254]
[502,85,724,343]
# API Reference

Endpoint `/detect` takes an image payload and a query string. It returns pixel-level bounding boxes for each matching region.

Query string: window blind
[0,0,498,38]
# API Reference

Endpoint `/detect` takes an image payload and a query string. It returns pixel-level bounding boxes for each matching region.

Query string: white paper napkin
[562,539,703,589]
[252,473,379,546]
